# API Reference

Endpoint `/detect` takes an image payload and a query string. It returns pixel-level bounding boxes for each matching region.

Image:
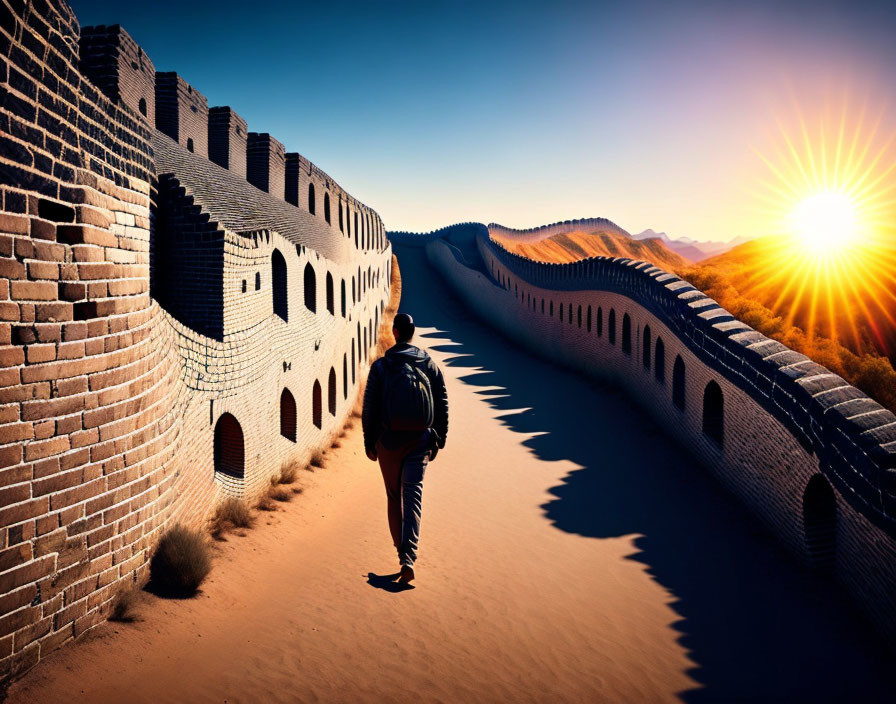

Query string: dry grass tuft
[256,496,276,511]
[331,439,341,449]
[269,485,292,502]
[149,525,211,597]
[291,486,303,495]
[211,497,252,537]
[109,587,139,622]
[278,461,299,484]
[310,450,326,468]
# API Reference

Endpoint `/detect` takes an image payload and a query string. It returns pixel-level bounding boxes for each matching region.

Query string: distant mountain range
[632,229,752,262]
[491,227,690,271]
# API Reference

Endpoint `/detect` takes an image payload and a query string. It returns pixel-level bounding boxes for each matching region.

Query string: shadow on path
[393,244,892,702]
[366,572,414,593]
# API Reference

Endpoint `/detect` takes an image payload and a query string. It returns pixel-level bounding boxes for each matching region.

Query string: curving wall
[401,221,896,640]
[0,0,391,682]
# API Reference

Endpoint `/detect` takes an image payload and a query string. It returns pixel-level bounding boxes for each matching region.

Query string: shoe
[398,564,415,584]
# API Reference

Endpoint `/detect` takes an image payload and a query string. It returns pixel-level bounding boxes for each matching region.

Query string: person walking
[362,313,448,584]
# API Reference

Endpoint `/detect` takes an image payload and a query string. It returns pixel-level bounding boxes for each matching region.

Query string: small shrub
[278,461,298,484]
[211,497,252,536]
[257,496,276,511]
[331,439,342,449]
[109,587,139,622]
[149,525,211,597]
[269,485,291,502]
[310,450,326,468]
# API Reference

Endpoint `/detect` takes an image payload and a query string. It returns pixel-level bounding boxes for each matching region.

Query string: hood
[385,343,428,363]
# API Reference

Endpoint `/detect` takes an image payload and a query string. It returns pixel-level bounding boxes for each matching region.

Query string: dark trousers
[376,430,432,567]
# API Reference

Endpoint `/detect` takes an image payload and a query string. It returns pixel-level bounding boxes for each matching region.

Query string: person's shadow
[366,572,415,593]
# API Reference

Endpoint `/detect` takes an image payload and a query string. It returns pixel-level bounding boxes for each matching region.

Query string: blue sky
[72,0,896,241]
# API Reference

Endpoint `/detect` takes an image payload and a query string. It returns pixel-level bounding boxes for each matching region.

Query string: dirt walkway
[7,246,891,703]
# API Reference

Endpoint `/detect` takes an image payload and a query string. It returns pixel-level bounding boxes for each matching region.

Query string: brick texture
[0,0,391,684]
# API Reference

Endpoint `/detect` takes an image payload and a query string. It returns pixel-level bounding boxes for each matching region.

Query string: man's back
[362,342,449,452]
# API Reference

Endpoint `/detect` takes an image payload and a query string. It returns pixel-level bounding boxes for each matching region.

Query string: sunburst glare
[742,99,896,356]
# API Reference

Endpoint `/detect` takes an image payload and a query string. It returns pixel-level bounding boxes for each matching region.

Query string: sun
[743,97,896,355]
[790,190,858,256]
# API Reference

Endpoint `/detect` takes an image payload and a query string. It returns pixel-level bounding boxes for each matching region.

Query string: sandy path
[8,246,891,703]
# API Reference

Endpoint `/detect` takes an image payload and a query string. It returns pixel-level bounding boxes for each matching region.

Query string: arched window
[271,249,288,322]
[280,388,296,442]
[673,355,686,409]
[312,380,322,429]
[622,313,632,354]
[138,97,147,116]
[587,305,592,332]
[597,307,603,337]
[363,328,368,361]
[354,212,359,245]
[187,137,194,153]
[308,182,316,214]
[340,279,346,317]
[549,300,554,316]
[326,272,335,315]
[343,354,348,399]
[577,305,582,328]
[352,277,356,303]
[351,340,356,383]
[328,368,337,416]
[702,380,724,445]
[324,192,331,224]
[559,303,563,320]
[304,263,316,312]
[655,337,665,384]
[214,413,244,479]
[608,309,616,345]
[255,272,261,290]
[642,324,651,370]
[241,280,246,293]
[541,299,545,314]
[338,198,344,232]
[803,475,836,572]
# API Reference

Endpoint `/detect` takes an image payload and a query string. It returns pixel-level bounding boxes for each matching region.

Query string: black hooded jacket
[362,343,449,453]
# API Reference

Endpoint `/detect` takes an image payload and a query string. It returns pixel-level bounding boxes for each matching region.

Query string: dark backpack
[381,355,434,432]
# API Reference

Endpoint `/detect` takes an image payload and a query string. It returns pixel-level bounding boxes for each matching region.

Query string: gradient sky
[72,0,896,242]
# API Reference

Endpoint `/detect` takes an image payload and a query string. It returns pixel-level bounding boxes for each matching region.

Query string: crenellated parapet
[391,221,896,641]
[0,0,392,682]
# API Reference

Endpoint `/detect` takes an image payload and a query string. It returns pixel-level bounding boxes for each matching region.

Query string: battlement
[209,106,248,177]
[80,24,155,124]
[0,0,392,682]
[247,133,286,198]
[155,71,209,156]
[399,221,896,640]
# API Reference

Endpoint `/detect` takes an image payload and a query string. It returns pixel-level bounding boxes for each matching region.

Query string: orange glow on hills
[741,100,896,357]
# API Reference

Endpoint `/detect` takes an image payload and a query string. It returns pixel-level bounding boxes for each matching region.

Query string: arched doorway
[280,388,296,442]
[304,263,316,312]
[312,380,322,429]
[803,474,837,572]
[214,413,244,479]
[702,380,724,445]
[271,249,288,322]
[672,355,686,410]
[328,368,337,416]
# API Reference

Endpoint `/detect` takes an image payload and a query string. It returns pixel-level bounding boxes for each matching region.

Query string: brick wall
[416,223,896,640]
[79,25,155,126]
[0,0,392,683]
[208,107,247,177]
[246,133,285,198]
[155,72,208,157]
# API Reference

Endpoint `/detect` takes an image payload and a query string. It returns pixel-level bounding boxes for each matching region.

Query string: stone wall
[412,224,896,640]
[0,0,391,683]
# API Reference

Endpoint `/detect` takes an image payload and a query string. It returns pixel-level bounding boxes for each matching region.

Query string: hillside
[492,228,690,270]
[678,236,896,413]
